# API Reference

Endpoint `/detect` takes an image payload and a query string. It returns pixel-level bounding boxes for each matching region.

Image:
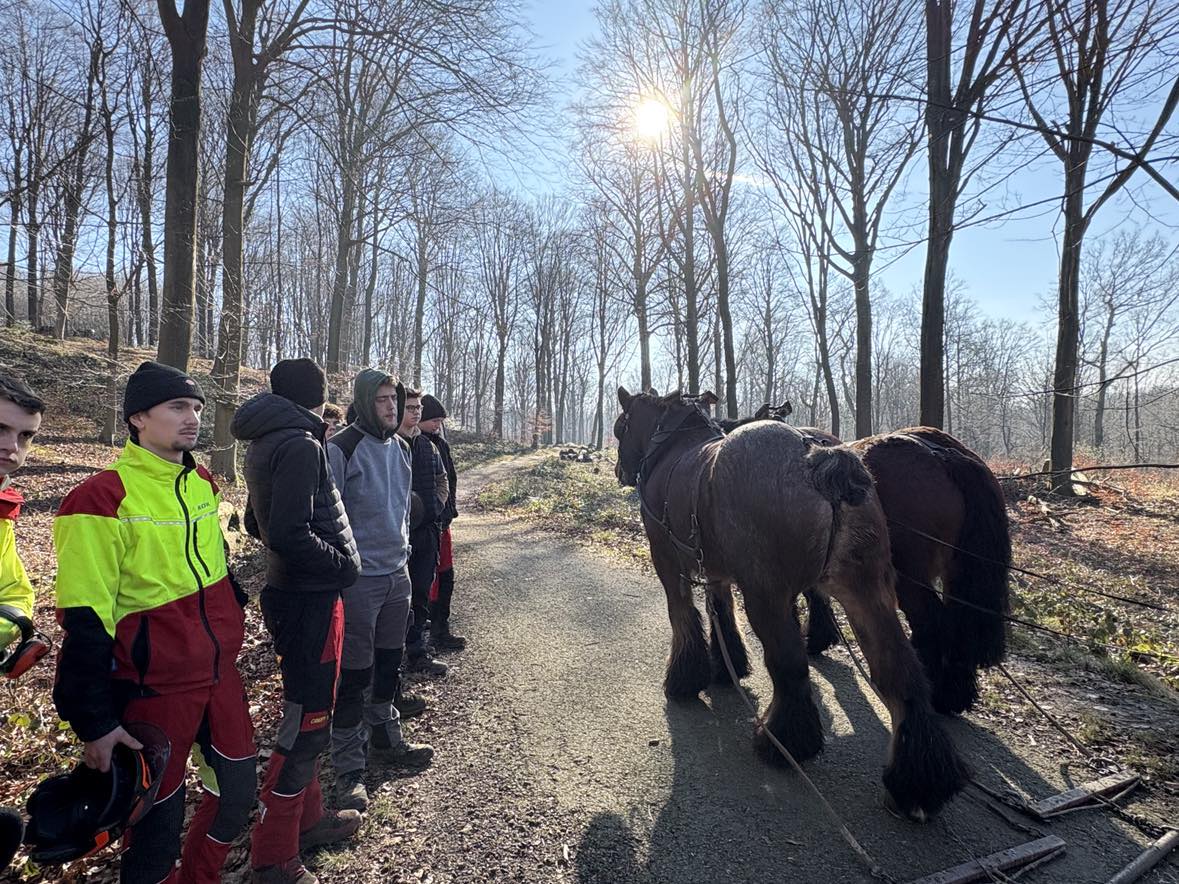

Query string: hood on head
[351,369,405,439]
[230,391,325,442]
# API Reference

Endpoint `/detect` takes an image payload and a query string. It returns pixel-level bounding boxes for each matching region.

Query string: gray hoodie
[327,369,412,575]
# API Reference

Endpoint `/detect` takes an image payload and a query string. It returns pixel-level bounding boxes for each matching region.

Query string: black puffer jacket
[423,430,458,526]
[404,431,442,530]
[231,391,360,592]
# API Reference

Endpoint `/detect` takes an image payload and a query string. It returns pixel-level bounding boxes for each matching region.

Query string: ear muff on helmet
[23,721,171,864]
[0,604,51,680]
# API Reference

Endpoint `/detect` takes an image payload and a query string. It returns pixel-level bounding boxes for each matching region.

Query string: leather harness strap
[634,403,723,580]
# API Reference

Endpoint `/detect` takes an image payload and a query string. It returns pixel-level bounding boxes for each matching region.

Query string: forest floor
[1,329,1177,882]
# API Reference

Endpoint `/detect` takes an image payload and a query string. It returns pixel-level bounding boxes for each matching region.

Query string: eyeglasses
[406,405,423,412]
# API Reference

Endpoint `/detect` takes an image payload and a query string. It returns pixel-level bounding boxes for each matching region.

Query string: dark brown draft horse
[794,427,1011,716]
[614,389,966,819]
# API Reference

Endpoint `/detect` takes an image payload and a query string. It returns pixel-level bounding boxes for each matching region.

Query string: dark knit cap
[270,358,328,410]
[420,394,448,421]
[123,361,204,420]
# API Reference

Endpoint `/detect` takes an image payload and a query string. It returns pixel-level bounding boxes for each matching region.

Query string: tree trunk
[919,0,953,429]
[25,174,39,328]
[594,362,606,450]
[100,70,121,445]
[326,171,356,373]
[683,196,699,394]
[53,40,98,341]
[4,182,17,326]
[492,338,507,439]
[636,278,651,391]
[1049,171,1086,492]
[1093,299,1114,450]
[816,308,839,438]
[413,232,428,385]
[853,253,872,438]
[361,232,379,365]
[715,244,738,417]
[156,0,211,370]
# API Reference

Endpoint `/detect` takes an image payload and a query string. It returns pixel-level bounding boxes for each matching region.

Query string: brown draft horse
[795,427,1011,716]
[614,389,966,819]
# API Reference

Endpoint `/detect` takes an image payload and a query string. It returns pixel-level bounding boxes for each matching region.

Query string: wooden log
[1028,772,1140,818]
[1105,830,1179,884]
[908,836,1066,884]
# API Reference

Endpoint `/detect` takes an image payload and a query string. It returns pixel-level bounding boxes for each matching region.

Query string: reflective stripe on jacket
[52,442,244,741]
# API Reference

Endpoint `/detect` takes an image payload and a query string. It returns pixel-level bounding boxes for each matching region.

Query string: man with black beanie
[396,390,449,677]
[418,395,466,652]
[54,361,256,884]
[232,358,362,884]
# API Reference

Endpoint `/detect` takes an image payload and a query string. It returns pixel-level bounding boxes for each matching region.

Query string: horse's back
[851,427,964,542]
[703,421,851,583]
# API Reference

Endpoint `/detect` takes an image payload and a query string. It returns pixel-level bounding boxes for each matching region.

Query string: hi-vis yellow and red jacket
[0,478,34,648]
[53,442,245,741]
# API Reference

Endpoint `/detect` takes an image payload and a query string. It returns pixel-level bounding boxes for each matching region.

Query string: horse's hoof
[884,791,931,823]
[754,718,823,766]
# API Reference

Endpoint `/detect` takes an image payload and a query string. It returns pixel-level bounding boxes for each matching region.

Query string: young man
[53,362,255,884]
[418,395,465,652]
[232,358,362,884]
[397,390,448,676]
[322,403,343,442]
[327,370,433,813]
[0,373,45,678]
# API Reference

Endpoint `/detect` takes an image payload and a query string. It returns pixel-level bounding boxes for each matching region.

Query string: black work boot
[429,570,466,651]
[430,619,467,652]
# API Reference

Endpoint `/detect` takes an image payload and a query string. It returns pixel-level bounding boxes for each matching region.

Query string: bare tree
[155,0,212,369]
[760,0,922,437]
[1016,0,1179,491]
[920,0,1039,427]
[477,191,523,440]
[50,4,105,340]
[210,0,317,478]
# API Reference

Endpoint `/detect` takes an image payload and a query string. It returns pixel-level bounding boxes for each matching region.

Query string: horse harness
[633,404,724,584]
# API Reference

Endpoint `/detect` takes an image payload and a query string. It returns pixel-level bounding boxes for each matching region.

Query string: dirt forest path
[312,453,1174,884]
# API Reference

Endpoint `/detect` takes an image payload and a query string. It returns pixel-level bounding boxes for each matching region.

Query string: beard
[172,436,199,452]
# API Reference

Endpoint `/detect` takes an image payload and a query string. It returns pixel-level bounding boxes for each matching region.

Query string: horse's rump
[859,428,1010,670]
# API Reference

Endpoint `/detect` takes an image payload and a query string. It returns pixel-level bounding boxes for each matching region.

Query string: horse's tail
[937,435,1011,669]
[806,445,872,508]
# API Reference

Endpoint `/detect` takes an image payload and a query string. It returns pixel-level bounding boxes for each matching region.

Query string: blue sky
[521,0,1179,331]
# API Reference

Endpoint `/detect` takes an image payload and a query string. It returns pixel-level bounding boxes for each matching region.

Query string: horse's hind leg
[803,589,840,657]
[900,569,978,716]
[707,581,750,684]
[742,583,823,765]
[828,574,966,820]
[650,544,711,700]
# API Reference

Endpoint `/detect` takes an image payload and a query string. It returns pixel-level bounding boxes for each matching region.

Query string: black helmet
[0,604,51,680]
[24,722,170,864]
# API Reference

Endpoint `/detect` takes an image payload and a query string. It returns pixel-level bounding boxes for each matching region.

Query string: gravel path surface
[311,453,1174,884]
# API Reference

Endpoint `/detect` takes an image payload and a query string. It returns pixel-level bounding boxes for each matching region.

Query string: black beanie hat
[123,361,204,421]
[420,394,448,422]
[270,358,328,410]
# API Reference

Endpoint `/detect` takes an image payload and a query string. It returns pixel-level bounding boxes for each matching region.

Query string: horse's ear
[776,400,793,417]
[617,386,633,409]
[647,387,659,397]
[699,390,719,406]
[754,403,771,420]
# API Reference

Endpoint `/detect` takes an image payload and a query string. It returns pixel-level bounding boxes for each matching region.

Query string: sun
[633,97,671,140]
